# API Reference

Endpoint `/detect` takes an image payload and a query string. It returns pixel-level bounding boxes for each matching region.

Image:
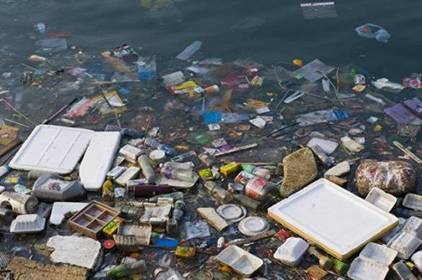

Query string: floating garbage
[355,23,391,43]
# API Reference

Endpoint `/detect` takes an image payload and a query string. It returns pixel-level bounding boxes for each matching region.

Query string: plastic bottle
[106,259,147,279]
[137,154,156,183]
[144,137,176,156]
[203,181,233,203]
[0,165,10,178]
[241,164,271,180]
[155,268,184,280]
[162,165,194,182]
[120,205,142,220]
[171,151,196,162]
[148,191,184,202]
[221,113,250,123]
[166,200,185,235]
[327,109,349,122]
[202,111,249,124]
[322,78,330,92]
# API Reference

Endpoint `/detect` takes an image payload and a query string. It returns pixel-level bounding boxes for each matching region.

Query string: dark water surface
[1,0,422,78]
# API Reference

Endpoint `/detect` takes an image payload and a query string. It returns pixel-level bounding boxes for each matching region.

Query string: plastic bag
[355,23,391,43]
[355,160,416,196]
[184,220,210,240]
[137,56,157,80]
[36,38,68,53]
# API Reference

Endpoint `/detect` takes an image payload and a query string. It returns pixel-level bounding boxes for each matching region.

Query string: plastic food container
[10,214,46,233]
[365,187,397,212]
[348,257,389,280]
[273,237,309,266]
[411,251,422,273]
[347,242,397,280]
[403,193,422,211]
[388,231,422,259]
[392,261,417,280]
[359,243,397,265]
[32,175,86,202]
[215,245,263,276]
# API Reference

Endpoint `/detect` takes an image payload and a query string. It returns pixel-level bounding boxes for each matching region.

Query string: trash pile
[0,24,421,280]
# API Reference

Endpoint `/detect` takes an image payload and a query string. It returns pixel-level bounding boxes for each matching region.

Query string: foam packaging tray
[215,245,263,276]
[268,178,399,260]
[10,125,94,174]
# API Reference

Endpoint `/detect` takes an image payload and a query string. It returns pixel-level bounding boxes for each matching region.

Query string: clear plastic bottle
[107,260,147,279]
[144,138,176,156]
[162,165,194,182]
[137,154,156,183]
[202,111,249,124]
[154,268,184,280]
[221,113,250,123]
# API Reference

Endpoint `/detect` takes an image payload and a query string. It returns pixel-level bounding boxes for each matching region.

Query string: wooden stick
[215,143,258,157]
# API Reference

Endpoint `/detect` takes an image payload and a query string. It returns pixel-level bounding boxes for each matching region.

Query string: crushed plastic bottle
[176,41,202,61]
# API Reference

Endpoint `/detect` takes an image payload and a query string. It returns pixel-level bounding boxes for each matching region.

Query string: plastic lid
[238,216,269,236]
[103,239,115,250]
[149,149,166,161]
[217,204,247,223]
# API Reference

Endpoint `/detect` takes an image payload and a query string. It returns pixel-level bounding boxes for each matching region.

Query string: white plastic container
[392,261,417,280]
[411,251,422,273]
[403,193,422,211]
[365,187,397,212]
[388,231,422,259]
[268,178,398,260]
[10,214,46,233]
[359,243,397,265]
[115,167,140,186]
[382,218,406,244]
[79,132,121,191]
[348,242,397,280]
[273,237,309,266]
[348,257,389,280]
[9,125,94,174]
[215,245,263,276]
[119,144,142,163]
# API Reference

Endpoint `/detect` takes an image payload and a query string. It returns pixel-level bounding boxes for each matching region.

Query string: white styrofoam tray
[9,125,94,174]
[268,178,399,260]
[79,132,121,191]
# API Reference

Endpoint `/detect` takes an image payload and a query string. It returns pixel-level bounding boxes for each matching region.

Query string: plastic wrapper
[355,160,416,196]
[355,23,391,43]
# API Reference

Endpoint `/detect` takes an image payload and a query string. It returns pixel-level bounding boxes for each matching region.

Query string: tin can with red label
[245,176,269,200]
